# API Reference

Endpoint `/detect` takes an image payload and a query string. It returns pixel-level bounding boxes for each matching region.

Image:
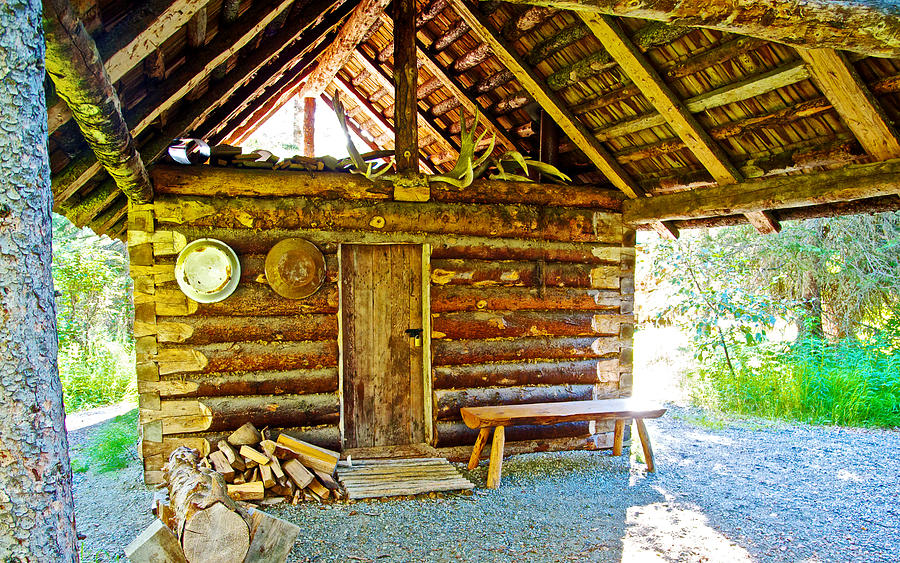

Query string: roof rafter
[494,0,900,57]
[446,0,642,199]
[48,0,210,134]
[579,14,783,234]
[798,48,900,160]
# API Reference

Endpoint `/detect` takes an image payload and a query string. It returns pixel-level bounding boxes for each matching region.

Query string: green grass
[71,409,139,473]
[686,337,900,428]
[59,342,136,412]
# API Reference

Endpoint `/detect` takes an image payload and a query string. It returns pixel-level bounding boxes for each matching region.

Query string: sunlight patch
[623,502,752,562]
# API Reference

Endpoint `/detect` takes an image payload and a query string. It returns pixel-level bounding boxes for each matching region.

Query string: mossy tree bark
[0,0,78,559]
[43,0,153,203]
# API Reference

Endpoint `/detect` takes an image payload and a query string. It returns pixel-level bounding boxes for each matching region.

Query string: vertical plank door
[341,244,425,449]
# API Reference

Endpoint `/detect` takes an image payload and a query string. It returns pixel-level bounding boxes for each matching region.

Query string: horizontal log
[152,165,623,209]
[169,226,627,262]
[431,286,623,312]
[139,368,338,398]
[432,311,629,339]
[152,196,623,244]
[140,394,339,434]
[434,359,618,388]
[156,341,338,375]
[435,384,595,420]
[437,433,610,463]
[623,158,900,225]
[432,336,621,365]
[435,420,593,447]
[153,315,338,344]
[430,259,621,288]
[195,284,339,316]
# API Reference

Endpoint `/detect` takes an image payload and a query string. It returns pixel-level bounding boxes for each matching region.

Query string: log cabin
[42,0,900,484]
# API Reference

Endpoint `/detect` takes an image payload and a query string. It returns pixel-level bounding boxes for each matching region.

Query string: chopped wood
[282,459,315,488]
[306,477,331,500]
[275,434,340,474]
[218,440,246,471]
[240,445,271,466]
[244,508,301,563]
[228,422,262,446]
[207,450,235,482]
[313,469,341,490]
[227,481,266,501]
[124,519,187,563]
[259,464,276,488]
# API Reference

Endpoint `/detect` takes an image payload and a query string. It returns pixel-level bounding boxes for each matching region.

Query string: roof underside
[48,0,900,238]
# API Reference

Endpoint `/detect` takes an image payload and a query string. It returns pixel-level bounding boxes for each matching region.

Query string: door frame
[336,242,433,449]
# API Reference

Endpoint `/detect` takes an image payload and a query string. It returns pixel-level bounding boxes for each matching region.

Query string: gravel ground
[70,405,900,562]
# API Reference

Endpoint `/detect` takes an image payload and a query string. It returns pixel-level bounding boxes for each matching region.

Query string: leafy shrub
[58,342,135,412]
[688,337,900,428]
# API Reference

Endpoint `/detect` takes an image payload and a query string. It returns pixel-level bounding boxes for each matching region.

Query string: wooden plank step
[336,456,473,500]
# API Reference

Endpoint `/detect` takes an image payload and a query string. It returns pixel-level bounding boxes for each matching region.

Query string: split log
[432,336,621,365]
[124,519,187,563]
[239,445,270,466]
[141,369,338,398]
[430,259,621,289]
[275,433,340,474]
[433,310,628,339]
[43,0,153,203]
[244,507,301,563]
[152,196,623,244]
[208,451,235,482]
[165,447,250,563]
[435,384,595,420]
[228,422,262,446]
[434,359,617,388]
[431,286,623,312]
[497,0,900,57]
[227,482,265,501]
[436,420,592,447]
[282,459,315,488]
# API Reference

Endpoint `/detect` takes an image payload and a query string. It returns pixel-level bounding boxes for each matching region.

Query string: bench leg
[468,427,491,470]
[486,426,505,489]
[634,418,655,472]
[613,419,625,456]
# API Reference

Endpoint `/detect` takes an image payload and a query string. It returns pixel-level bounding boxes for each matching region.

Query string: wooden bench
[461,398,667,488]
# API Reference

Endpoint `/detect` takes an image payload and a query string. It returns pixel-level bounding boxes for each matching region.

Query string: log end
[181,502,250,563]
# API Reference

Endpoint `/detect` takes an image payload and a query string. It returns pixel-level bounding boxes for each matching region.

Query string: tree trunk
[0,0,78,559]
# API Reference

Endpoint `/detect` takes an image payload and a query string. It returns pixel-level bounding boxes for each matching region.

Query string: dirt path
[70,404,899,561]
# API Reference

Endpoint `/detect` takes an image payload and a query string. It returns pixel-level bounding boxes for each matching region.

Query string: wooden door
[340,244,426,449]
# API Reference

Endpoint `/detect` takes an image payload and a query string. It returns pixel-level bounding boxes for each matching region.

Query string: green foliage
[52,213,135,411]
[640,212,900,428]
[687,337,900,427]
[72,410,139,473]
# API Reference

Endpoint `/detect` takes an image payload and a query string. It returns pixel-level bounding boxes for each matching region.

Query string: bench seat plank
[461,398,666,429]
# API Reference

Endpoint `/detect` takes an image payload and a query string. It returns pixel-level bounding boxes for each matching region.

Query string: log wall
[131,167,634,482]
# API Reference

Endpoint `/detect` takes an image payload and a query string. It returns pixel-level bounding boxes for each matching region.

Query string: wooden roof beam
[581,15,781,234]
[495,0,900,58]
[623,158,900,226]
[48,0,210,134]
[44,0,152,204]
[297,0,392,98]
[798,48,900,160]
[446,0,642,199]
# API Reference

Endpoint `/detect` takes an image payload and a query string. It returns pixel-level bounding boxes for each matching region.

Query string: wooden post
[612,419,625,456]
[303,97,316,157]
[634,418,655,472]
[468,427,491,469]
[393,0,418,173]
[486,425,505,489]
[538,109,559,181]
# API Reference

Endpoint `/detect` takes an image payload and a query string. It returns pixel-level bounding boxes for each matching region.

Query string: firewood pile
[199,422,344,505]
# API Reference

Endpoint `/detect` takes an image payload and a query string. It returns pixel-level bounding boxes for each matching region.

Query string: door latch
[405,328,423,347]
